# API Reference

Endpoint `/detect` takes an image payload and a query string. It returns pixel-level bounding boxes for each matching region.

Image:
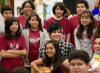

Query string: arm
[1,50,19,58]
[38,45,45,58]
[63,59,69,69]
[66,33,71,43]
[30,58,43,73]
[74,29,81,50]
[6,49,26,56]
[94,0,100,8]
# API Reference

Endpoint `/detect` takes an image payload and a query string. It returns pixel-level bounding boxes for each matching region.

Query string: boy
[66,50,90,73]
[0,5,13,36]
[43,2,71,43]
[39,22,75,59]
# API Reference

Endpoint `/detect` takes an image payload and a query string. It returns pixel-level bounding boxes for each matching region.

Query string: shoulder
[17,15,25,20]
[69,15,79,20]
[45,17,54,22]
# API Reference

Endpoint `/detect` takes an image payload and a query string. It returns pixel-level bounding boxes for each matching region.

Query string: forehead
[81,13,90,17]
[77,4,86,7]
[25,2,31,6]
[3,10,12,13]
[70,59,85,63]
[95,38,100,42]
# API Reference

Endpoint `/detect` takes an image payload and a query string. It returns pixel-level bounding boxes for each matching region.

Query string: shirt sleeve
[0,36,6,50]
[38,44,45,58]
[21,35,27,50]
[74,28,81,50]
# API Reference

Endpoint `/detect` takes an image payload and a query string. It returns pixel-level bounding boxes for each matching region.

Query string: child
[22,13,50,64]
[31,40,69,73]
[0,17,27,73]
[12,67,28,73]
[0,5,13,36]
[74,10,96,56]
[17,0,35,29]
[68,50,90,73]
[39,22,75,59]
[43,2,71,43]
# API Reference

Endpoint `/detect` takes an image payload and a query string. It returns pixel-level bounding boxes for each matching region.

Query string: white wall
[86,0,95,11]
[14,0,27,17]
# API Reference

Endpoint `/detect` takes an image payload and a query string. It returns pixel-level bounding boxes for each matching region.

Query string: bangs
[81,12,90,17]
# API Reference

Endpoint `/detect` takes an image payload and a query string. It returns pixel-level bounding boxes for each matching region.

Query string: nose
[74,65,78,69]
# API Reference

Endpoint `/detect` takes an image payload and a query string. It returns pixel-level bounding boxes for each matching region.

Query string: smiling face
[28,16,39,30]
[23,2,33,16]
[76,4,87,15]
[80,13,92,28]
[50,29,62,41]
[94,38,100,53]
[45,43,56,59]
[69,59,90,73]
[10,22,19,35]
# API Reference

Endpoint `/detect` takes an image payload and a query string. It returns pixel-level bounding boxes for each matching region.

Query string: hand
[6,50,13,53]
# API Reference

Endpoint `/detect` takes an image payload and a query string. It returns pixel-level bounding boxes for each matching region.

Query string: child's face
[76,4,88,15]
[28,16,39,29]
[50,29,62,41]
[46,43,56,59]
[10,22,18,35]
[94,38,100,53]
[69,59,89,73]
[55,6,64,18]
[80,13,92,27]
[23,2,33,16]
[3,10,13,20]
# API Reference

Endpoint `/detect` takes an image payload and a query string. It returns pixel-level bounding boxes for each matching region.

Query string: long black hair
[5,17,21,40]
[25,13,43,31]
[44,40,63,73]
[76,10,96,39]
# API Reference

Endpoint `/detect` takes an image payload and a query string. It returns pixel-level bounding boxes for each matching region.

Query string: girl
[0,17,27,73]
[31,40,69,73]
[74,10,96,56]
[22,13,50,64]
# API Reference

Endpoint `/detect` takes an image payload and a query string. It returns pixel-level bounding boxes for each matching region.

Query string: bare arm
[30,58,43,73]
[66,33,71,43]
[63,59,69,68]
[94,0,100,8]
[6,49,26,56]
[1,50,20,58]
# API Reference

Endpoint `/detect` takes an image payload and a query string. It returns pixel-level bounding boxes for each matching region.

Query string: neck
[54,15,62,20]
[23,14,28,18]
[31,27,38,31]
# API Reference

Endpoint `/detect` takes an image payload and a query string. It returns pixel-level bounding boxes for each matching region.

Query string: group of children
[0,0,100,73]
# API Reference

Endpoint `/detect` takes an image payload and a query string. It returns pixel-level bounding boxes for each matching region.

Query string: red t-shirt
[44,17,71,42]
[17,15,26,28]
[28,29,40,63]
[0,35,27,73]
[69,15,79,47]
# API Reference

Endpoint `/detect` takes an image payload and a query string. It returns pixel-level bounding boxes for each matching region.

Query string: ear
[28,20,30,24]
[87,62,91,69]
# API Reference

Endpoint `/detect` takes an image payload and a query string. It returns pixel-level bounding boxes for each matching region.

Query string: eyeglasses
[24,6,32,9]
